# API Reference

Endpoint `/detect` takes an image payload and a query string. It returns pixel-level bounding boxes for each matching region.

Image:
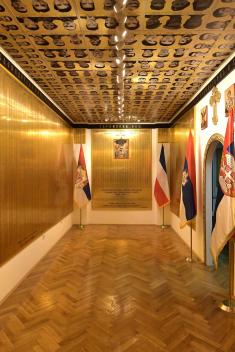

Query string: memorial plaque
[92,129,152,209]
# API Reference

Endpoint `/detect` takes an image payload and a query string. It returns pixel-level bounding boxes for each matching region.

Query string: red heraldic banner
[211,108,235,268]
[74,145,91,208]
[179,131,197,228]
[154,144,170,207]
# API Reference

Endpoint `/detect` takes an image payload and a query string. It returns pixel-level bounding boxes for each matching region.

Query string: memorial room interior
[0,0,235,351]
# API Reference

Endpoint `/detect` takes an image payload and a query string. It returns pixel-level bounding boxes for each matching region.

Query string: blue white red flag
[211,108,235,268]
[74,145,91,208]
[179,131,197,228]
[154,144,170,207]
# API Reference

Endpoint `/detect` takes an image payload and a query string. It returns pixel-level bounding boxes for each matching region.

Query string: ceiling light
[116,58,121,65]
[114,35,118,42]
[123,0,127,5]
[122,30,127,38]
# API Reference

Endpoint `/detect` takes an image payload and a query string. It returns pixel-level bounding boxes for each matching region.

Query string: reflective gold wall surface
[0,66,73,265]
[170,109,195,216]
[92,129,152,209]
[73,128,86,144]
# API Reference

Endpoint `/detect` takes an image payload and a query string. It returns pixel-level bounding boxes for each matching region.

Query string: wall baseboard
[0,213,73,304]
[170,212,204,262]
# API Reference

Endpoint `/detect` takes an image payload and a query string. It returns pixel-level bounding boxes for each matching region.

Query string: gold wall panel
[158,128,170,144]
[73,128,86,144]
[0,65,73,265]
[170,108,195,216]
[92,129,152,209]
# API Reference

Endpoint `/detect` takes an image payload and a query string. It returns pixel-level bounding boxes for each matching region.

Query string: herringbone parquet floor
[0,225,234,352]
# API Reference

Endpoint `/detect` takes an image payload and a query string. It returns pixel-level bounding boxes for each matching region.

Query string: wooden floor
[0,225,235,352]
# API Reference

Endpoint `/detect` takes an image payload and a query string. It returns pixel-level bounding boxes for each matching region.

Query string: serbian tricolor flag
[179,131,197,228]
[154,144,170,207]
[211,108,235,268]
[74,145,91,208]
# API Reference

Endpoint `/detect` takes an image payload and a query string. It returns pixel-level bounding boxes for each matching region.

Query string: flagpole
[186,221,193,263]
[79,208,84,230]
[219,237,235,313]
[161,206,168,230]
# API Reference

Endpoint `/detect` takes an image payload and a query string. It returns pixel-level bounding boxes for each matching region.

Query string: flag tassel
[186,221,193,263]
[219,237,235,313]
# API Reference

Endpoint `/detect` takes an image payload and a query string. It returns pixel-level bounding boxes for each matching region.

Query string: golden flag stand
[161,206,168,230]
[219,237,235,313]
[79,208,84,230]
[186,221,193,263]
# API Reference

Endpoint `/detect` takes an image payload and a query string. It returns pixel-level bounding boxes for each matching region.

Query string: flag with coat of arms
[74,145,91,208]
[179,131,197,228]
[211,108,235,268]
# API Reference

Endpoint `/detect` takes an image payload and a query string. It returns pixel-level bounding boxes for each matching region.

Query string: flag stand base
[186,221,193,263]
[161,207,169,230]
[219,300,235,313]
[79,209,84,231]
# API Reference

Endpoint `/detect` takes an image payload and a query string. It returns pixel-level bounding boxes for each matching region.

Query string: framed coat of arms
[113,138,129,159]
[225,84,235,117]
[201,106,208,130]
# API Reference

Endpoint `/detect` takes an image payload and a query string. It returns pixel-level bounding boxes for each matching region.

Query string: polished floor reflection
[0,225,234,352]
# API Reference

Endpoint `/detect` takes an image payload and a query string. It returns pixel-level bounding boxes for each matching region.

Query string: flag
[179,131,197,228]
[154,144,170,207]
[211,108,235,268]
[74,145,91,208]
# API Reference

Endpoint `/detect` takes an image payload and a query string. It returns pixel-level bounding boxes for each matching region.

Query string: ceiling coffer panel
[0,0,234,124]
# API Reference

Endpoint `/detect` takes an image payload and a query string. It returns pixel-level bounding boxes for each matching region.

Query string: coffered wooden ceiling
[0,0,234,124]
